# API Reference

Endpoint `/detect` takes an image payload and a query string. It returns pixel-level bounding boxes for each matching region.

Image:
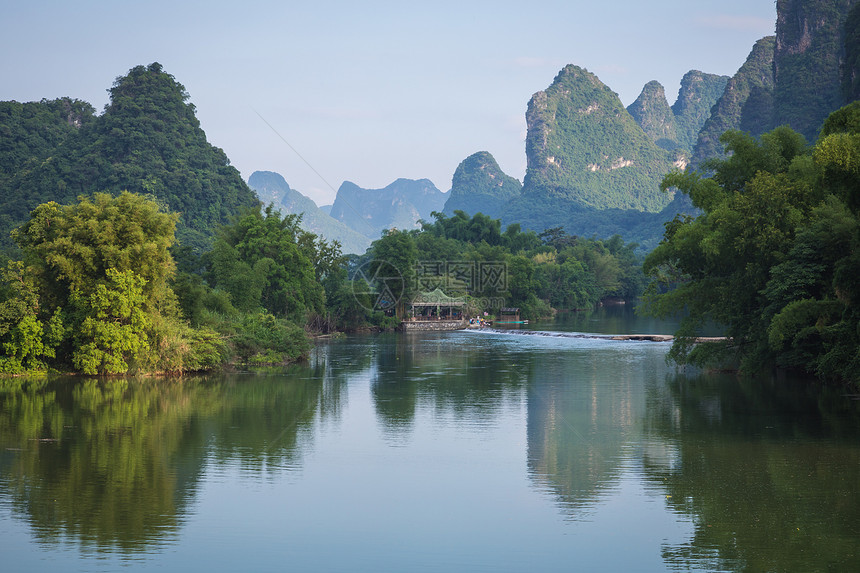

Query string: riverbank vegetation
[642,103,860,385]
[0,194,318,375]
[0,192,645,375]
[361,211,644,323]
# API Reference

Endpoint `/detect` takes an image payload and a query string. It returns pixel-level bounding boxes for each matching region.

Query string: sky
[1,1,776,206]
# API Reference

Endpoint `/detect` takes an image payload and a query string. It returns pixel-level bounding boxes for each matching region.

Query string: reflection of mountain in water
[0,369,341,554]
[643,373,860,572]
[525,353,643,517]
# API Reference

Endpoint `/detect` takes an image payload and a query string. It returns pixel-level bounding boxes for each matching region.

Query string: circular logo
[350,259,404,312]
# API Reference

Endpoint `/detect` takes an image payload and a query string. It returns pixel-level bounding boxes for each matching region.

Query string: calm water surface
[1,307,858,572]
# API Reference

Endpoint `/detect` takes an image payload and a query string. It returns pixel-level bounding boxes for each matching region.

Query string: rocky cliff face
[671,71,730,151]
[691,37,776,166]
[442,151,521,218]
[843,3,860,101]
[627,81,679,150]
[329,178,447,238]
[521,65,676,213]
[773,0,859,140]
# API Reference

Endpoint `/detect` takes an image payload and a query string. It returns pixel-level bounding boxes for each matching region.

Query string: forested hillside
[0,63,259,254]
[442,151,522,219]
[691,37,777,167]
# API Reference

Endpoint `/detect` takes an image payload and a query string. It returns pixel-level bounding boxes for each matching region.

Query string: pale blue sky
[1,1,775,205]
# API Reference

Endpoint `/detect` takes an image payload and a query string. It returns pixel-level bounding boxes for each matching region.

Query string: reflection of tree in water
[369,333,527,434]
[0,368,339,554]
[643,373,860,572]
[525,350,648,518]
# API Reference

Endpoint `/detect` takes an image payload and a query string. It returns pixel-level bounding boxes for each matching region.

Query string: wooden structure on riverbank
[403,288,468,331]
[495,307,528,325]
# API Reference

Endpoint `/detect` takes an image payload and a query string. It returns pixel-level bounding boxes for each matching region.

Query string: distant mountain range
[3,1,857,256]
[329,178,447,238]
[247,171,371,255]
[440,0,860,248]
[248,174,449,254]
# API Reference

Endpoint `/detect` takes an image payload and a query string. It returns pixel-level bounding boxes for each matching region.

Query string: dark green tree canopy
[644,108,860,384]
[0,62,259,254]
[207,205,325,322]
[1,192,183,374]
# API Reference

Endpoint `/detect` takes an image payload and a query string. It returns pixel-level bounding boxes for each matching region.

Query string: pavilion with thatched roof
[409,288,466,321]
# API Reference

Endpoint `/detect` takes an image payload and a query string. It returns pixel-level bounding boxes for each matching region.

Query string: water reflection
[369,333,527,434]
[2,331,859,572]
[643,373,860,571]
[0,367,336,554]
[525,342,665,517]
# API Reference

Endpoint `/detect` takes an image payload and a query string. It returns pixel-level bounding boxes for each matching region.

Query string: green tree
[370,229,418,318]
[73,268,151,374]
[643,114,860,384]
[0,261,63,373]
[207,205,324,322]
[4,192,183,373]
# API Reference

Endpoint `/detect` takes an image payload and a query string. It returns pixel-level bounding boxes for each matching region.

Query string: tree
[643,116,860,384]
[4,192,181,374]
[73,268,151,374]
[370,229,418,318]
[206,205,324,322]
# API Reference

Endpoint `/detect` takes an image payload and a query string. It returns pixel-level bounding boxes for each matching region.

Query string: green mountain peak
[627,80,679,151]
[442,151,521,218]
[521,64,675,213]
[0,62,259,253]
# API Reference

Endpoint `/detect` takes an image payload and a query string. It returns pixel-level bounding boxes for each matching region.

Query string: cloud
[693,14,774,33]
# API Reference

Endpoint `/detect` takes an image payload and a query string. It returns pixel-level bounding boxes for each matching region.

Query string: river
[1,306,857,572]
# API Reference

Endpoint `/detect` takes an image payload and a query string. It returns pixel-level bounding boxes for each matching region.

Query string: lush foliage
[206,205,325,322]
[0,192,186,374]
[0,194,319,375]
[361,210,644,322]
[0,62,259,254]
[0,98,95,258]
[643,109,860,385]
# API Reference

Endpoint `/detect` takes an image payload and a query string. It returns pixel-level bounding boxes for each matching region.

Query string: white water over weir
[468,328,727,344]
